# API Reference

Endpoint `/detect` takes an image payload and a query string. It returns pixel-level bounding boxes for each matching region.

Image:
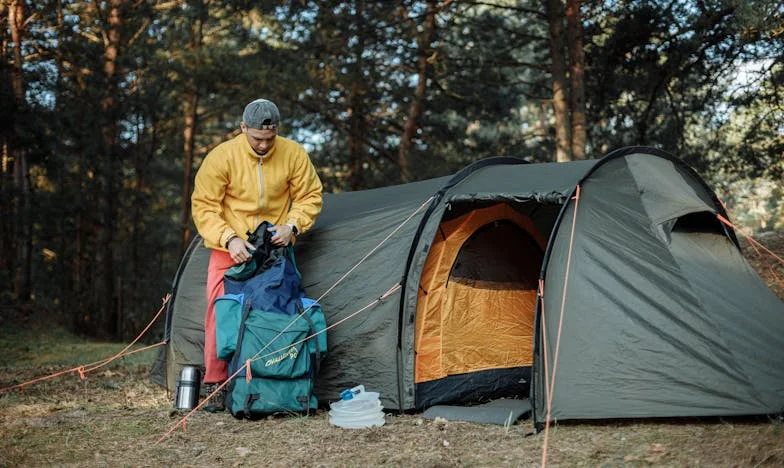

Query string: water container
[174,365,201,410]
[329,385,385,429]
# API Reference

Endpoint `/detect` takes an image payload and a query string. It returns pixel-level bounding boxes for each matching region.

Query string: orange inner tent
[415,203,546,383]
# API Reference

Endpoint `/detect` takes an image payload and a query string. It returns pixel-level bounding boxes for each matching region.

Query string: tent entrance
[415,203,546,407]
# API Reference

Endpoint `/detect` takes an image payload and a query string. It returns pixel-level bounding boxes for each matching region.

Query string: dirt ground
[1,232,783,467]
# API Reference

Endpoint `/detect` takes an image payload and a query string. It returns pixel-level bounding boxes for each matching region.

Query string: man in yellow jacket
[191,98,323,409]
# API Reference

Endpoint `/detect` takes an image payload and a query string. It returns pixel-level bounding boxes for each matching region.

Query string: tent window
[672,211,723,235]
[447,220,541,287]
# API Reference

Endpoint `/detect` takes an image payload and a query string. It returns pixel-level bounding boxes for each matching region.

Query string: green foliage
[584,1,738,158]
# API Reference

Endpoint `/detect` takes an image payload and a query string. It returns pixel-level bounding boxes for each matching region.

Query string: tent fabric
[532,152,784,424]
[415,203,545,383]
[150,236,210,391]
[151,147,784,426]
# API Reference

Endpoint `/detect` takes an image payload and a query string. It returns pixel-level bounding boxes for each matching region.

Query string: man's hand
[227,236,255,264]
[268,224,295,246]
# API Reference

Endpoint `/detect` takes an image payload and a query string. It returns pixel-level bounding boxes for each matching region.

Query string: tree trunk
[9,0,32,300]
[8,0,24,112]
[0,143,10,280]
[61,2,91,333]
[12,148,31,300]
[132,112,158,334]
[544,0,571,162]
[182,90,198,251]
[72,86,89,333]
[182,6,204,253]
[98,0,123,337]
[347,0,367,190]
[398,0,438,183]
[54,0,69,317]
[566,0,586,160]
[1,6,13,286]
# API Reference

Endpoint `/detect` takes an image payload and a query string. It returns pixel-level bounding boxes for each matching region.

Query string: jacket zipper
[256,158,263,228]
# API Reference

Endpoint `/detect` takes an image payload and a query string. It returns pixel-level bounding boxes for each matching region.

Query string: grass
[0,309,156,370]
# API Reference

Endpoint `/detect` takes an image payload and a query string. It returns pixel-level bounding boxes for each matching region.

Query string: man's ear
[240,122,247,133]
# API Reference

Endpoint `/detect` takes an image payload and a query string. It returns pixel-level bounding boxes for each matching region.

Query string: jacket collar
[239,133,276,162]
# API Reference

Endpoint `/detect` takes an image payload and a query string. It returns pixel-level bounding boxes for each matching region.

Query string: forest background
[1,0,782,341]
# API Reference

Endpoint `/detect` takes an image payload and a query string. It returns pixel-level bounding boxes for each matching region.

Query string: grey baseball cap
[242,99,280,130]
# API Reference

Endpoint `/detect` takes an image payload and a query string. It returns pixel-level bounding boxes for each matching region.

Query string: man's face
[241,122,277,156]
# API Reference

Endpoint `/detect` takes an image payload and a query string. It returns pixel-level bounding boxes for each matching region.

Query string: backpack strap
[228,298,254,379]
[226,298,253,414]
[245,393,259,418]
[297,300,321,376]
[286,244,301,279]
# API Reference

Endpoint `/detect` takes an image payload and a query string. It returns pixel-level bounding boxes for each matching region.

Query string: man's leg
[204,249,234,383]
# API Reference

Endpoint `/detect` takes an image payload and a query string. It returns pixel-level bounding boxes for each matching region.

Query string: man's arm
[191,151,237,249]
[285,149,324,235]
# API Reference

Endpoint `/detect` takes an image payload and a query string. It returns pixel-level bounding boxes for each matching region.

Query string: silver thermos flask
[174,365,201,410]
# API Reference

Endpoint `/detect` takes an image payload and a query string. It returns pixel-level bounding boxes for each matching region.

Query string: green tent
[151,147,784,426]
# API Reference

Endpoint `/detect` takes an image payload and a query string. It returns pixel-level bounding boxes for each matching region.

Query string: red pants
[203,249,235,383]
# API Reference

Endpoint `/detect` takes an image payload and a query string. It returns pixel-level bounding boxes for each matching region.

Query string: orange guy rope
[156,363,245,444]
[541,185,581,468]
[717,214,784,291]
[717,214,784,265]
[83,294,171,373]
[0,296,170,394]
[312,195,434,305]
[246,285,401,375]
[248,284,402,364]
[0,366,83,394]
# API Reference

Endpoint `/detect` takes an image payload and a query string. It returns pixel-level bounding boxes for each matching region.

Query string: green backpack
[224,297,326,418]
[217,223,327,418]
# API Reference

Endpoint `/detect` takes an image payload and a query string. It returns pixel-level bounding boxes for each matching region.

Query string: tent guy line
[540,185,582,466]
[0,295,171,394]
[307,196,435,305]
[716,214,784,291]
[82,294,171,374]
[718,214,784,266]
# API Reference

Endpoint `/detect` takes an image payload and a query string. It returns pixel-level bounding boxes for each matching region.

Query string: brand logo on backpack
[265,346,299,367]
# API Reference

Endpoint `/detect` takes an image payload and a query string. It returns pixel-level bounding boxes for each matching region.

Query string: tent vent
[672,211,724,235]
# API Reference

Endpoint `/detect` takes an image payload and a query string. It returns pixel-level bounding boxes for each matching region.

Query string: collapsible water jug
[174,366,201,410]
[329,385,385,429]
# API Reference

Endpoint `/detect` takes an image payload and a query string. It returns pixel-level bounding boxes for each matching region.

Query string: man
[191,98,323,410]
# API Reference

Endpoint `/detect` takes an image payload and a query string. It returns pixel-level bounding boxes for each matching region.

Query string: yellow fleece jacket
[191,133,323,250]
